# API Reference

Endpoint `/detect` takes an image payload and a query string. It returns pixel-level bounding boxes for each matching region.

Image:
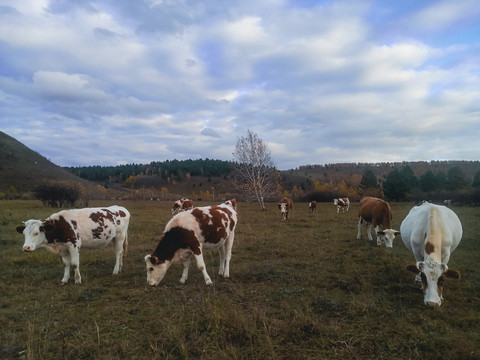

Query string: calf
[278,197,293,221]
[16,206,130,284]
[308,201,317,214]
[357,196,399,247]
[145,199,237,286]
[334,197,350,212]
[171,198,194,215]
[401,202,462,307]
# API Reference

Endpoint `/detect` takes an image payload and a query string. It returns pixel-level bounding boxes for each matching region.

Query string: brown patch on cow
[43,216,77,245]
[89,210,117,239]
[425,241,435,254]
[192,207,229,245]
[71,220,78,230]
[118,210,127,217]
[152,226,201,260]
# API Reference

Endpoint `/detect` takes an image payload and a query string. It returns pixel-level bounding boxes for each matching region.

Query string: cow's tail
[123,232,129,257]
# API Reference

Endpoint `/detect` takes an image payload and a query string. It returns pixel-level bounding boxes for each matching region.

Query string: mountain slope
[0,131,86,193]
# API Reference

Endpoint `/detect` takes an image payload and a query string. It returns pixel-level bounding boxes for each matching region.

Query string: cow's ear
[445,269,461,280]
[395,231,401,236]
[16,225,25,234]
[406,264,420,274]
[148,255,160,265]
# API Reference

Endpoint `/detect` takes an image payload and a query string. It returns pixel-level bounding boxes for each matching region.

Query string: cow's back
[49,206,130,248]
[401,203,462,255]
[359,197,391,228]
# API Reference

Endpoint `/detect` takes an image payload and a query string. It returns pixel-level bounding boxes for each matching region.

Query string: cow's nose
[23,246,31,252]
[427,301,439,308]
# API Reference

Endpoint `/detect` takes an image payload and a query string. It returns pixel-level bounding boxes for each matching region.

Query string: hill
[0,131,87,194]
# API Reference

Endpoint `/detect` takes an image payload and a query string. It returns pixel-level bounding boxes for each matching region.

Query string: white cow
[145,199,237,286]
[334,197,350,212]
[16,206,130,284]
[400,202,462,307]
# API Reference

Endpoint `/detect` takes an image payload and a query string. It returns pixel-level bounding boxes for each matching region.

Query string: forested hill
[64,158,233,182]
[64,158,480,185]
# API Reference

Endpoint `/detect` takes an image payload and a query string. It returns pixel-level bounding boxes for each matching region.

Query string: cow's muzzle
[23,246,31,252]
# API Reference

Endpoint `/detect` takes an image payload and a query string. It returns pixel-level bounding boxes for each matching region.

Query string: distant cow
[401,202,462,307]
[334,197,350,212]
[444,200,452,207]
[308,201,317,214]
[145,199,237,286]
[16,206,130,284]
[278,197,293,221]
[171,198,194,215]
[357,196,399,247]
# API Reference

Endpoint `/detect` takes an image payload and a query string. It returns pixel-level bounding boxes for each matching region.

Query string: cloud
[0,0,479,169]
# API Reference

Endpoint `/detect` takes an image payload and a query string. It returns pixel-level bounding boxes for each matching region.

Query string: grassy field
[1,200,479,360]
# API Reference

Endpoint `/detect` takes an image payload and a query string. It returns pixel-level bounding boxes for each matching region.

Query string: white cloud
[0,0,479,169]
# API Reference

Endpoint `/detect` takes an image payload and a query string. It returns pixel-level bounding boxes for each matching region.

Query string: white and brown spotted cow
[16,206,130,284]
[401,202,462,307]
[357,196,399,247]
[171,198,194,215]
[334,197,350,212]
[278,197,293,221]
[145,199,237,286]
[308,201,317,214]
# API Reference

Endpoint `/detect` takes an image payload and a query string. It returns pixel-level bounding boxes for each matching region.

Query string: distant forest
[64,159,480,203]
[64,158,232,182]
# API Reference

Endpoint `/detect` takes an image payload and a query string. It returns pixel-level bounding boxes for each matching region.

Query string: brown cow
[357,196,399,247]
[278,197,293,221]
[308,201,317,214]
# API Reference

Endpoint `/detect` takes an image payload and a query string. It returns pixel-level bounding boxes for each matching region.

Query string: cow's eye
[149,267,154,272]
[438,276,445,286]
[33,232,39,236]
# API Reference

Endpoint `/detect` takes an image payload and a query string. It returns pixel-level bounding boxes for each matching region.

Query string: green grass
[1,200,479,359]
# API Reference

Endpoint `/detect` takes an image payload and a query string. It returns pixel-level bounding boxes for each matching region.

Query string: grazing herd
[15,196,464,307]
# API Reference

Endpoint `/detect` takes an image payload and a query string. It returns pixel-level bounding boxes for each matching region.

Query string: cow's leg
[193,252,212,285]
[218,245,226,276]
[374,225,382,246]
[180,256,191,284]
[367,224,374,241]
[223,234,235,278]
[69,248,82,284]
[60,255,71,284]
[112,234,126,275]
[356,218,363,239]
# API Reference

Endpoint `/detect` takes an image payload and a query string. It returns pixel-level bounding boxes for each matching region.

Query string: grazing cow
[308,201,317,214]
[145,199,237,286]
[171,198,194,215]
[16,206,130,284]
[278,197,293,221]
[401,202,462,307]
[444,199,452,207]
[357,196,399,247]
[333,197,350,212]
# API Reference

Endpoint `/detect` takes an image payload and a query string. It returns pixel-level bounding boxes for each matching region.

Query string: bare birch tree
[231,130,279,211]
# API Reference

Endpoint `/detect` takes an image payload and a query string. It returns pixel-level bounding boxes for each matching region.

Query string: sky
[0,0,479,170]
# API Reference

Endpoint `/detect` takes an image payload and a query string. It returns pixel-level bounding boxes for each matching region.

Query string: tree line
[64,158,232,182]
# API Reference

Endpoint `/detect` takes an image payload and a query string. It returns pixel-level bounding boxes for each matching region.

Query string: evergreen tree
[359,169,378,189]
[473,171,480,188]
[419,170,438,192]
[446,166,468,190]
[383,169,409,201]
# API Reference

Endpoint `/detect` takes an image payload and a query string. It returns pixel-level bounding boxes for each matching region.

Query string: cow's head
[376,229,400,248]
[171,200,183,215]
[406,260,461,307]
[224,198,237,210]
[278,202,289,220]
[16,219,48,252]
[145,254,171,286]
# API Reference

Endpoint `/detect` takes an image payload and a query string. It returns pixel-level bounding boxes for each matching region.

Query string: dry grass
[1,200,479,359]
